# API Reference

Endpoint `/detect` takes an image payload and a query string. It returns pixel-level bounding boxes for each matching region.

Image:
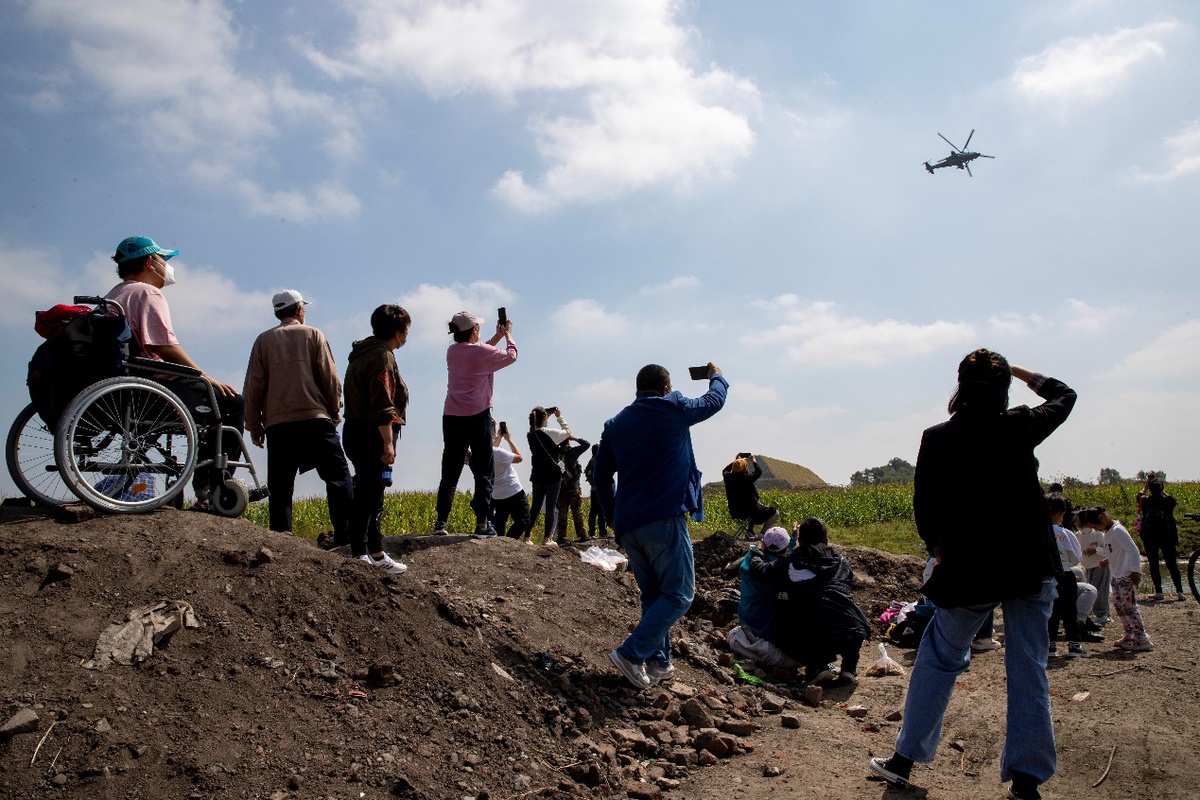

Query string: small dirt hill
[703,456,827,494]
[2,505,1198,800]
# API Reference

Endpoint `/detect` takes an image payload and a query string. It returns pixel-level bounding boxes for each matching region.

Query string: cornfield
[246,481,1200,557]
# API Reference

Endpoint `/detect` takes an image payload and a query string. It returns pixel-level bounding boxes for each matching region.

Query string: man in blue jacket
[594,362,728,689]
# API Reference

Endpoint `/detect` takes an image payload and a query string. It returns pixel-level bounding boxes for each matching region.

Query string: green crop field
[242,481,1200,558]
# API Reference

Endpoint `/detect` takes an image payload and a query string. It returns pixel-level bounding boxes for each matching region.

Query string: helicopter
[924,129,994,176]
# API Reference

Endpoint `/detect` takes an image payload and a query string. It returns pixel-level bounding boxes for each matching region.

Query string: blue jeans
[616,516,694,667]
[895,579,1057,783]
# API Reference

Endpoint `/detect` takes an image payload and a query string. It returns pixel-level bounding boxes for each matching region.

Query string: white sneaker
[971,637,1002,652]
[646,662,675,685]
[609,650,650,690]
[362,553,408,575]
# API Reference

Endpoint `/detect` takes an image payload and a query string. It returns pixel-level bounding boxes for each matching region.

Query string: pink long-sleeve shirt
[443,338,518,416]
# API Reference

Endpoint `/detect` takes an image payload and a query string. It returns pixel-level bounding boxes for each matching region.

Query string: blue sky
[2,0,1199,501]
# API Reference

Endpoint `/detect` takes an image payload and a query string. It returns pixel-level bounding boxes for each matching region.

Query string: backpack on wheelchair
[7,295,267,516]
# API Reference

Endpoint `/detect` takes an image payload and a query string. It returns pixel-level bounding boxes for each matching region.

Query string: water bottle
[381,467,393,487]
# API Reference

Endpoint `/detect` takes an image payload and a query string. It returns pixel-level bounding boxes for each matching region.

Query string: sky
[2,0,1199,503]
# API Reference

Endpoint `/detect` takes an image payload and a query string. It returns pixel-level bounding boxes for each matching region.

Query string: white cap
[272,289,310,311]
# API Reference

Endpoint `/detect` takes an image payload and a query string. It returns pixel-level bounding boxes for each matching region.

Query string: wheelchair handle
[74,295,106,305]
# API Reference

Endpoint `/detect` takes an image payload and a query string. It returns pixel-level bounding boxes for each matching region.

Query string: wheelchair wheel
[210,477,249,518]
[55,377,197,514]
[6,403,73,507]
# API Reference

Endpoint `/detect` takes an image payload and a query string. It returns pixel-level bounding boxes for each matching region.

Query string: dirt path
[0,504,1196,800]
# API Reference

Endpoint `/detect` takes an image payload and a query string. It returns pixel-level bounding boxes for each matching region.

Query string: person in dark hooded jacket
[342,305,411,575]
[772,517,870,685]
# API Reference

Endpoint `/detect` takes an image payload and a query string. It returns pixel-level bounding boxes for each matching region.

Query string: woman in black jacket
[869,349,1076,800]
[526,406,572,544]
[1139,480,1184,600]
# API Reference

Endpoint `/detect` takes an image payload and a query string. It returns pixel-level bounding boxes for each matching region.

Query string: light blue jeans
[895,579,1057,783]
[616,515,694,667]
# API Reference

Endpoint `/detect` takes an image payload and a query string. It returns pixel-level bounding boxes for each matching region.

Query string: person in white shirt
[1074,517,1110,626]
[1051,506,1099,643]
[1046,494,1090,657]
[1083,507,1152,652]
[490,421,531,540]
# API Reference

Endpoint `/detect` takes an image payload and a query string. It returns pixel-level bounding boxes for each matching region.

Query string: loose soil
[0,504,1196,800]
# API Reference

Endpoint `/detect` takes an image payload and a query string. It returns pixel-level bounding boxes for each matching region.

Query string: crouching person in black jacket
[772,517,870,686]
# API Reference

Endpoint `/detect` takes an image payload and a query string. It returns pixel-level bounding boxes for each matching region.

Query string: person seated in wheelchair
[104,236,246,504]
[722,452,779,538]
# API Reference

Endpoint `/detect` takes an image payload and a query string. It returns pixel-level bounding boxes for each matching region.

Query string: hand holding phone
[499,420,508,436]
[689,365,711,380]
[497,307,507,326]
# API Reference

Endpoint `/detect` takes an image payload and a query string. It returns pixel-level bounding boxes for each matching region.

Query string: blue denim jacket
[594,375,728,536]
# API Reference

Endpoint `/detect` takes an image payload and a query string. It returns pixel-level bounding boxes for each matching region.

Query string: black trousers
[436,410,494,527]
[588,489,608,536]
[344,419,398,557]
[264,419,352,538]
[1143,535,1183,594]
[493,490,531,538]
[159,377,245,493]
[802,632,864,679]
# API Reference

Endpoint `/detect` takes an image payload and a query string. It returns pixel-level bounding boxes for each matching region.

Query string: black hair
[1048,482,1064,493]
[370,304,411,338]
[948,348,1011,415]
[1149,481,1164,496]
[114,253,151,279]
[529,406,548,432]
[796,516,828,546]
[274,303,301,321]
[1045,493,1067,513]
[636,364,670,394]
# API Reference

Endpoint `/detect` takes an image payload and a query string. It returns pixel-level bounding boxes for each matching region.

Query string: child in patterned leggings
[1083,507,1152,652]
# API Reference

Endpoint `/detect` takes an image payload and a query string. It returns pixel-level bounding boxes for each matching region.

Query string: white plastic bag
[865,643,906,677]
[579,545,627,572]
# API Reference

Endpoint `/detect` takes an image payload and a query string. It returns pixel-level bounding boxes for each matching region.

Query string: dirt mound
[1,506,1197,800]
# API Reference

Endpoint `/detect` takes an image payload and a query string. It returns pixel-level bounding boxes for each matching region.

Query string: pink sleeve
[128,288,178,348]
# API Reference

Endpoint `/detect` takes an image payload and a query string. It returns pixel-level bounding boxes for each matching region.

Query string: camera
[499,420,508,435]
[546,406,559,416]
[737,452,752,459]
[688,365,710,380]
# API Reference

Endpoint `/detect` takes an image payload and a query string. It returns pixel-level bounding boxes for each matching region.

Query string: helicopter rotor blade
[978,154,995,159]
[965,163,973,177]
[963,129,975,150]
[938,133,961,152]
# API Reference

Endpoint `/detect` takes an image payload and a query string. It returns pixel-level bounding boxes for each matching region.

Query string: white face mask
[156,259,176,287]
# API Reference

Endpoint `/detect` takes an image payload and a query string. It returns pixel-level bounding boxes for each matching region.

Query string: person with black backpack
[104,236,245,506]
[1139,480,1185,601]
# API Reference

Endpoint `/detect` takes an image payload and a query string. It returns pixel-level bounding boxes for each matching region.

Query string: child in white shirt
[1084,507,1151,652]
[1074,517,1110,625]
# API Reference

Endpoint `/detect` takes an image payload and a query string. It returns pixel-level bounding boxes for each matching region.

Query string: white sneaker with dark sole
[609,649,650,690]
[646,662,675,685]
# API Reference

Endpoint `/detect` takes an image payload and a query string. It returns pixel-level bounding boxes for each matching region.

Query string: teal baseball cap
[113,236,179,263]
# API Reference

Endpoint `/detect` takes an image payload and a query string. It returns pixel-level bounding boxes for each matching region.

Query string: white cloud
[551,298,630,338]
[0,238,70,324]
[311,0,759,211]
[988,312,1047,337]
[1098,320,1200,379]
[1060,298,1121,335]
[748,299,976,367]
[395,281,514,346]
[1010,21,1180,106]
[569,377,632,409]
[1132,120,1200,182]
[639,276,700,295]
[26,0,361,218]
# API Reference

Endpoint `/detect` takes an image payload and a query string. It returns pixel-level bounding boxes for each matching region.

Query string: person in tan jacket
[243,290,352,541]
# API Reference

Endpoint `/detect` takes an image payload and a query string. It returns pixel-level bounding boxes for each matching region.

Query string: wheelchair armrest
[127,356,203,378]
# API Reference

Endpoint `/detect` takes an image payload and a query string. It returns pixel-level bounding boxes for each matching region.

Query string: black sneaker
[1007,772,1041,800]
[433,521,448,535]
[868,755,911,789]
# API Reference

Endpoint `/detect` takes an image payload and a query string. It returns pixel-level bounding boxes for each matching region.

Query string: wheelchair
[6,295,267,516]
